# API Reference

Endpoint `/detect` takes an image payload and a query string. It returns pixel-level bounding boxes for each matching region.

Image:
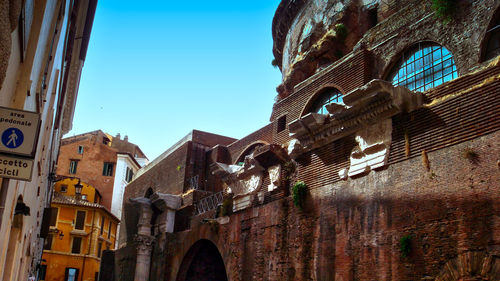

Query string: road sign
[0,107,40,157]
[0,154,34,181]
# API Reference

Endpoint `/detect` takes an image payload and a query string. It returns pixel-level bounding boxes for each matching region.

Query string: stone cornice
[288,80,423,152]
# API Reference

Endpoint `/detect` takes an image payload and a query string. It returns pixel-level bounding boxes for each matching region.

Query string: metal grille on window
[309,88,343,115]
[388,42,458,92]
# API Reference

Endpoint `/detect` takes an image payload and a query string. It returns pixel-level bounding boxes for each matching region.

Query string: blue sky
[67,0,283,161]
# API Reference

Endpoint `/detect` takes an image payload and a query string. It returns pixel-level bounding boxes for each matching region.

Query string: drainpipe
[81,209,96,281]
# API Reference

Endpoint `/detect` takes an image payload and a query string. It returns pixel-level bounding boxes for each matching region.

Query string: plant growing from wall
[271,58,279,68]
[218,197,232,217]
[334,23,348,42]
[431,0,457,22]
[399,235,412,258]
[292,180,307,209]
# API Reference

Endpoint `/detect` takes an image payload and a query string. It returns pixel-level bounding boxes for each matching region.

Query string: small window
[97,241,102,257]
[71,237,82,254]
[100,216,105,235]
[43,234,53,250]
[308,88,343,115]
[277,115,287,133]
[60,185,67,193]
[75,211,85,230]
[125,167,134,182]
[388,42,458,92]
[102,162,114,176]
[77,146,84,154]
[107,221,112,239]
[69,160,78,174]
[49,208,58,227]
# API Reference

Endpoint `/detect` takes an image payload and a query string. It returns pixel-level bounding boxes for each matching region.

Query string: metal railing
[194,191,224,215]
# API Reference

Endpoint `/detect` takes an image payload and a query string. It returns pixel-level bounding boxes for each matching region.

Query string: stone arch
[175,239,228,281]
[234,141,269,164]
[479,2,500,62]
[300,84,346,117]
[435,251,500,281]
[144,187,154,198]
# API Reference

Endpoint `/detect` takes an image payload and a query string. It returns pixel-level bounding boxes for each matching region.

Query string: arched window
[484,16,500,61]
[307,88,343,115]
[388,42,458,92]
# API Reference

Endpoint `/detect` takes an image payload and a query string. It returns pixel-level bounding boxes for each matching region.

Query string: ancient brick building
[112,1,500,280]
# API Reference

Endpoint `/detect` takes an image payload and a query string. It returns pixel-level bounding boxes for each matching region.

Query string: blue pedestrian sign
[0,107,40,157]
[2,128,24,149]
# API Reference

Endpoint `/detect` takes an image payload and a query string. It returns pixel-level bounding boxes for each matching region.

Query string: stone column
[129,197,154,281]
[133,234,155,281]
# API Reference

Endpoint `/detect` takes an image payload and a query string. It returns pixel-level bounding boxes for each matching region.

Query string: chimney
[124,135,128,142]
[116,133,120,140]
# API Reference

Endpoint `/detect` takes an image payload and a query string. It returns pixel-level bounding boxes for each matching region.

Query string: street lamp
[74,179,83,199]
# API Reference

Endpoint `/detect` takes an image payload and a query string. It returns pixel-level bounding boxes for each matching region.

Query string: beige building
[0,0,97,280]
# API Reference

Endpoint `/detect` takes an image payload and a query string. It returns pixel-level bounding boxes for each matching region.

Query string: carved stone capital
[134,234,155,253]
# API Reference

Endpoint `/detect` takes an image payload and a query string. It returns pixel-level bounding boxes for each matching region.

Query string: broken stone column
[151,192,182,234]
[130,197,154,281]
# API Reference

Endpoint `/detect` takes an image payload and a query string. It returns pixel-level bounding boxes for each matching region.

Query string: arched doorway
[176,239,228,281]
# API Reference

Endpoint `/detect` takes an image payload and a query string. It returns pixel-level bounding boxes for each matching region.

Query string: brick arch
[479,2,500,62]
[234,141,269,164]
[175,239,228,281]
[300,83,346,117]
[434,251,500,281]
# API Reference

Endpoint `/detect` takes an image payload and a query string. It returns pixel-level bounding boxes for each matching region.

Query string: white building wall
[0,0,95,280]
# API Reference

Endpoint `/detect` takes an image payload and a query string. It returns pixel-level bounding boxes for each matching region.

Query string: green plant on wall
[432,0,457,22]
[292,181,307,209]
[334,23,348,42]
[399,235,412,258]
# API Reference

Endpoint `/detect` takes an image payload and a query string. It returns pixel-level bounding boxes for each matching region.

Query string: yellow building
[41,178,119,281]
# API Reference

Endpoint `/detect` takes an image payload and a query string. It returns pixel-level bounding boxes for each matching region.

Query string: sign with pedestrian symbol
[0,107,40,157]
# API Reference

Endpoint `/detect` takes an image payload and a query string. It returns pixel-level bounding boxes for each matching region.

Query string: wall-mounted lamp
[74,180,83,194]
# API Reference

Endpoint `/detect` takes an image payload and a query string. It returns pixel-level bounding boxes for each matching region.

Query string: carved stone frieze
[288,79,423,159]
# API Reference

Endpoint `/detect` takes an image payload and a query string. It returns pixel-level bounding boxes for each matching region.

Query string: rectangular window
[49,208,58,227]
[77,145,84,154]
[277,115,287,133]
[43,234,53,250]
[97,241,102,258]
[107,221,112,239]
[100,216,105,235]
[125,167,134,182]
[69,160,78,174]
[60,185,67,192]
[102,162,114,176]
[71,237,82,254]
[75,211,85,230]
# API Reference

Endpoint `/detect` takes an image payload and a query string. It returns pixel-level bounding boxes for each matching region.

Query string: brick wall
[57,132,118,209]
[270,50,372,145]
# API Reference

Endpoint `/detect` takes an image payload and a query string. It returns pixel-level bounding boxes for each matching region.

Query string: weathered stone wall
[153,131,499,281]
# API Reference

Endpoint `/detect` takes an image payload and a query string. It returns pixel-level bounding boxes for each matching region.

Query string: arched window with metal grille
[388,42,458,92]
[306,87,343,115]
